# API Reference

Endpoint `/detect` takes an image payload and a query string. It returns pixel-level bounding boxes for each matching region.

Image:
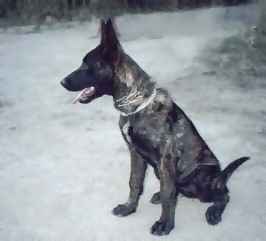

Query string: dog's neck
[112,54,156,116]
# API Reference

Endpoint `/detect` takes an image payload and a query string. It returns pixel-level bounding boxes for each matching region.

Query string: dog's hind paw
[205,205,222,225]
[112,204,136,217]
[151,220,174,236]
[150,192,161,204]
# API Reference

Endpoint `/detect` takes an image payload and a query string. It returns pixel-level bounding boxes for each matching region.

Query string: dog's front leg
[151,141,177,236]
[113,148,147,217]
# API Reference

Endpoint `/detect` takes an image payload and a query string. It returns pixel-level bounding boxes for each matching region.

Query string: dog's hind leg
[205,191,230,225]
[206,157,248,225]
[113,147,147,217]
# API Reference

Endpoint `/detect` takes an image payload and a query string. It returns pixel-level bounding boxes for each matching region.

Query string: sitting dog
[61,19,249,236]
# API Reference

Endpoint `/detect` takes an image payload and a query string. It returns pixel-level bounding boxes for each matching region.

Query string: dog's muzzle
[60,78,71,90]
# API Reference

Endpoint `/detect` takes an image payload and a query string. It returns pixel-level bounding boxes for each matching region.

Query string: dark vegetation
[0,0,252,25]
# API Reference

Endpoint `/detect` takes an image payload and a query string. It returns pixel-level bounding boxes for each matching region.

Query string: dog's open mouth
[72,87,96,104]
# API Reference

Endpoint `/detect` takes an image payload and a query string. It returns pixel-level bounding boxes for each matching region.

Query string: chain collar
[116,88,157,116]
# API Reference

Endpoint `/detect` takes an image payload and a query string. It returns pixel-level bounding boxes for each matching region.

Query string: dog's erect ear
[100,18,120,48]
[100,19,107,45]
[100,18,121,64]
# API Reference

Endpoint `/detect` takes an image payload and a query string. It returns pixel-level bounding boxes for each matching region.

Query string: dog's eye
[96,62,101,69]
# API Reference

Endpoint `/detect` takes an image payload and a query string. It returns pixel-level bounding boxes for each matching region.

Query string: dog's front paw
[206,205,222,225]
[150,220,174,236]
[112,204,136,217]
[150,192,161,204]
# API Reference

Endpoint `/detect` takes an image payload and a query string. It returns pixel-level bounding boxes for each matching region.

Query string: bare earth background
[0,4,266,241]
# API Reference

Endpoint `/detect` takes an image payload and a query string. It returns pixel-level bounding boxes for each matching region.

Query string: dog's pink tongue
[72,87,95,104]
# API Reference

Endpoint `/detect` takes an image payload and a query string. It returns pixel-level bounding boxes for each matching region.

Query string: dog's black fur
[61,19,249,236]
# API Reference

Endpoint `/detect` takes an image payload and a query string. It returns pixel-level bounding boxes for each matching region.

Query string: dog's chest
[124,117,163,143]
[121,115,169,164]
[122,120,132,143]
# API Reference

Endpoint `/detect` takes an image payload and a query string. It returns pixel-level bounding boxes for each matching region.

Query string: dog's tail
[213,157,250,190]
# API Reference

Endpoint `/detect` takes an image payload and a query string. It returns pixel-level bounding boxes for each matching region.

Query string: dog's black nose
[61,78,70,89]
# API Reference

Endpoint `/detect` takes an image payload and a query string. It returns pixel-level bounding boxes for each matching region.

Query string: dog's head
[61,19,122,104]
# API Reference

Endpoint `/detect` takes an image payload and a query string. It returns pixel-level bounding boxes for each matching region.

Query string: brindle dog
[61,19,249,236]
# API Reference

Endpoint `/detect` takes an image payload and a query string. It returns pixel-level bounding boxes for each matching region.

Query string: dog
[61,18,249,236]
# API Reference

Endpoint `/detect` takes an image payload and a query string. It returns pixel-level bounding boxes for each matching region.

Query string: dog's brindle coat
[61,19,249,236]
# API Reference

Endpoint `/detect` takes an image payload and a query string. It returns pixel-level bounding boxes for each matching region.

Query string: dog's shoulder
[151,88,173,113]
[151,88,183,121]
